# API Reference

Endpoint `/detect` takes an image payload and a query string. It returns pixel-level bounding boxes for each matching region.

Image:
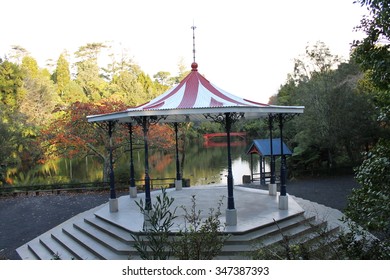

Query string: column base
[129,186,137,198]
[226,208,237,226]
[279,195,288,210]
[268,183,277,196]
[109,198,118,212]
[175,179,183,191]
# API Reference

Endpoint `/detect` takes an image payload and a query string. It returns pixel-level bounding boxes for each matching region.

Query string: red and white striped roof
[135,62,268,110]
[87,63,304,123]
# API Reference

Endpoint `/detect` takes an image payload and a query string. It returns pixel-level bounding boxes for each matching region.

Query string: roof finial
[191,22,196,62]
[191,22,198,71]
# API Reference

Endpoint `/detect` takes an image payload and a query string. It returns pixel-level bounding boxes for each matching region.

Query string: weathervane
[191,23,196,63]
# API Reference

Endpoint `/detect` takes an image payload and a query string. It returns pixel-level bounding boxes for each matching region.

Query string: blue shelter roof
[246,138,292,156]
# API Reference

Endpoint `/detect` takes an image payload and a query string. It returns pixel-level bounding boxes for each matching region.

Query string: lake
[36,140,270,187]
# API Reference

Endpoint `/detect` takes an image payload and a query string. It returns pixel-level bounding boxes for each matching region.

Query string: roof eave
[87,105,304,123]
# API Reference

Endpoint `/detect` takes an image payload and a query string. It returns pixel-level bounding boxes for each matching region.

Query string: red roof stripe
[210,97,223,107]
[198,73,248,106]
[144,101,165,110]
[178,71,199,108]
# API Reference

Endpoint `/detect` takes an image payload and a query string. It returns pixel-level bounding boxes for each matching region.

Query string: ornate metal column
[108,120,118,212]
[225,113,235,211]
[259,156,264,185]
[132,116,163,211]
[142,117,151,211]
[174,122,182,190]
[278,113,295,210]
[268,114,277,195]
[205,112,243,226]
[279,114,287,196]
[127,123,137,198]
[250,153,254,181]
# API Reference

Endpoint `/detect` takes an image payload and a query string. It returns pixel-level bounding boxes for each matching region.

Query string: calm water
[36,141,269,186]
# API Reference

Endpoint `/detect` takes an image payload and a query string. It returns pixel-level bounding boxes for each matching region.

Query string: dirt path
[0,175,359,260]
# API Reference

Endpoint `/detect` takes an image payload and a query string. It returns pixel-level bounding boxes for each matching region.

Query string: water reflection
[21,140,270,186]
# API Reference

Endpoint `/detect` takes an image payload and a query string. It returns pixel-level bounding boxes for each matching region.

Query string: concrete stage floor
[96,185,305,233]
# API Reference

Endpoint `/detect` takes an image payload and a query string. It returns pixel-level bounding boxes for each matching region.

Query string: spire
[191,23,198,71]
[191,23,196,63]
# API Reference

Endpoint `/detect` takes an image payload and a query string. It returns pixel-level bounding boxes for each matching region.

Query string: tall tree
[18,56,60,127]
[272,42,379,172]
[74,43,109,101]
[41,100,175,181]
[345,0,390,240]
[0,60,25,112]
[292,41,342,83]
[53,53,71,99]
[8,45,28,65]
[21,56,39,78]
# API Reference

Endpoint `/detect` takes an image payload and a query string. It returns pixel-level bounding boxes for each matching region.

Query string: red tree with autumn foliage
[41,100,175,182]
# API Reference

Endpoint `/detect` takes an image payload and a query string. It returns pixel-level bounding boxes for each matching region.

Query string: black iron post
[225,113,235,210]
[128,123,136,189]
[259,155,263,185]
[268,114,276,185]
[141,117,152,210]
[174,122,181,181]
[279,114,287,196]
[250,153,253,181]
[108,121,116,200]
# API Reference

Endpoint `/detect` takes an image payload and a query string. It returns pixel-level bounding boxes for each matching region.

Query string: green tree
[0,105,21,170]
[19,71,60,127]
[272,43,379,173]
[15,56,60,127]
[60,80,87,104]
[153,71,172,86]
[0,59,41,180]
[0,60,25,112]
[346,138,390,238]
[53,53,71,99]
[344,0,390,241]
[352,0,390,92]
[21,56,39,78]
[75,43,109,101]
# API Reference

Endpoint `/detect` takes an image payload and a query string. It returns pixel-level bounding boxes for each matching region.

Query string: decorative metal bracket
[132,115,167,126]
[267,113,298,124]
[204,112,244,125]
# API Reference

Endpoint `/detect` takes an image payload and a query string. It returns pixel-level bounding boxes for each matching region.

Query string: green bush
[173,195,229,260]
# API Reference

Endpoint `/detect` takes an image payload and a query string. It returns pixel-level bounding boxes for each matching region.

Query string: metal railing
[0,177,187,196]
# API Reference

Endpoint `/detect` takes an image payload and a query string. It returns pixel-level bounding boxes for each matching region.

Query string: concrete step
[62,224,129,260]
[51,230,100,260]
[227,214,315,243]
[39,235,76,260]
[73,221,131,254]
[27,241,54,260]
[15,243,39,260]
[260,220,327,247]
[220,219,328,255]
[84,215,134,244]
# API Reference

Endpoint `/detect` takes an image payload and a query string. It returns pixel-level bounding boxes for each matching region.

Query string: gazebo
[87,61,304,226]
[246,138,292,187]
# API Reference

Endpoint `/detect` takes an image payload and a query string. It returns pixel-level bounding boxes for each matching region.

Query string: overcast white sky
[1,0,367,103]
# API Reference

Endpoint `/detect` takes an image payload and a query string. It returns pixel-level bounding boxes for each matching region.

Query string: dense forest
[0,43,188,185]
[0,31,386,182]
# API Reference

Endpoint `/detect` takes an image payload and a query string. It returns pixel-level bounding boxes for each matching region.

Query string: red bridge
[203,132,247,142]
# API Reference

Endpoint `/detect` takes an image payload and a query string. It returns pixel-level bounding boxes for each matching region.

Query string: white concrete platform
[16,184,343,260]
[95,185,304,234]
